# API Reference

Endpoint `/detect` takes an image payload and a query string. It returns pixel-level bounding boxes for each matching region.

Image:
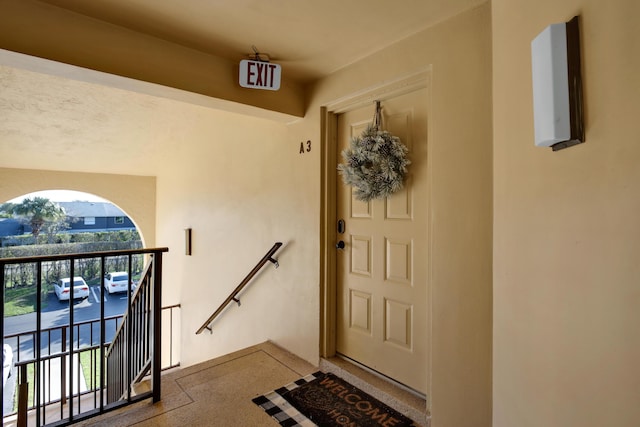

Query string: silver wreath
[338,124,410,202]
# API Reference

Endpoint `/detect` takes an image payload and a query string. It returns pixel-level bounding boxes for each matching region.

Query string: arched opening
[1,189,165,418]
[0,170,157,250]
[1,188,146,307]
[2,189,145,247]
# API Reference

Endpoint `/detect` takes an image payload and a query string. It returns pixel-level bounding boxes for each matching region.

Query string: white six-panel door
[336,88,429,394]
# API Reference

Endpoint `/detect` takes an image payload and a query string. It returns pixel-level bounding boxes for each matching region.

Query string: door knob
[336,240,345,250]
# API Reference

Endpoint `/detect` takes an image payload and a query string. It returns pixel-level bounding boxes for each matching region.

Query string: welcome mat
[252,371,418,427]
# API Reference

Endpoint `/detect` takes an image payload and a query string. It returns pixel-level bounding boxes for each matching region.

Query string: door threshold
[337,353,427,400]
[320,355,430,427]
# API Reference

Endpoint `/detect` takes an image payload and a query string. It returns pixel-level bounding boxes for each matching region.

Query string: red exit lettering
[239,60,281,91]
[247,62,277,87]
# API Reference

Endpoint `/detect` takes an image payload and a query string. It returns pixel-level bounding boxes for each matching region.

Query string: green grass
[11,349,103,412]
[79,347,102,390]
[3,285,50,317]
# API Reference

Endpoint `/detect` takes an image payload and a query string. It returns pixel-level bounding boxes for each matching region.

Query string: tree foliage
[1,197,66,239]
[0,199,143,289]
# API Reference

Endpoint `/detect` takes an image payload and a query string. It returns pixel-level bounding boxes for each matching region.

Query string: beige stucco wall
[0,71,322,368]
[155,106,321,367]
[0,113,320,367]
[0,3,492,426]
[492,0,640,426]
[0,168,156,246]
[300,4,493,426]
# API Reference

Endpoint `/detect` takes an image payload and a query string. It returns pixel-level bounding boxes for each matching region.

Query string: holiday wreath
[338,123,411,202]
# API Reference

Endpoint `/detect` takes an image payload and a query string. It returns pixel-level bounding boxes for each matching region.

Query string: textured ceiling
[0,64,191,175]
[37,0,484,83]
[0,0,485,175]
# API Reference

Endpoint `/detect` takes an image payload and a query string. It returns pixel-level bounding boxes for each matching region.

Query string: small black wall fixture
[531,16,584,151]
[185,228,192,256]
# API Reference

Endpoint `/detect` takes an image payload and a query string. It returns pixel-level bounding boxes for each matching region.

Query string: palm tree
[1,197,66,239]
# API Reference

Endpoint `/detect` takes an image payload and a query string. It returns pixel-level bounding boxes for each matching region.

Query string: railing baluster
[68,259,74,418]
[17,365,27,427]
[152,252,163,403]
[35,261,42,427]
[169,305,174,368]
[126,254,132,402]
[44,358,50,422]
[100,255,106,411]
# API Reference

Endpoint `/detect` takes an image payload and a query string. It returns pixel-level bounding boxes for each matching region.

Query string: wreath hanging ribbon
[338,101,411,202]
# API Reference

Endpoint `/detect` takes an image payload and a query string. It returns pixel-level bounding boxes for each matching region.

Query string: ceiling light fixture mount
[249,45,270,62]
[239,45,281,91]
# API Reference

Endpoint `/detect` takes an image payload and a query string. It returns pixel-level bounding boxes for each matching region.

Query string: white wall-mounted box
[531,16,584,150]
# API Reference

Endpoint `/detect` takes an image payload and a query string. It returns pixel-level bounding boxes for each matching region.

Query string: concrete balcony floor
[5,341,428,426]
[76,342,316,426]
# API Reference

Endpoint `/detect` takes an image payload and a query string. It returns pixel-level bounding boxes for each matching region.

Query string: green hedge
[2,229,140,246]
[1,240,143,289]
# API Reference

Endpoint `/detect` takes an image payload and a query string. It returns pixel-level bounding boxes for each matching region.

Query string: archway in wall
[1,188,147,302]
[1,189,153,417]
[2,189,146,247]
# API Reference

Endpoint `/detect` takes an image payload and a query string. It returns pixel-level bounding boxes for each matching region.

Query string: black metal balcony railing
[1,247,170,427]
[105,255,159,404]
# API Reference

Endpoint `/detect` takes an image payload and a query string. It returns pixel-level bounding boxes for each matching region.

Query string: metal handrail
[196,242,282,334]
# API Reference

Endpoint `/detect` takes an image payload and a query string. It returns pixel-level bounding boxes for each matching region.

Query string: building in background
[0,202,135,242]
[57,202,135,233]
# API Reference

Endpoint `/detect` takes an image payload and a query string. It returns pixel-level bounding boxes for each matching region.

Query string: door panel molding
[320,68,432,403]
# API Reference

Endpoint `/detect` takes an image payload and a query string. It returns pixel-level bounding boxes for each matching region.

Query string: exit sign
[239,59,281,91]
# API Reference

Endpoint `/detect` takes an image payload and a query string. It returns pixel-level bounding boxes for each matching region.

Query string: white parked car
[104,271,135,294]
[54,277,90,301]
[3,344,13,386]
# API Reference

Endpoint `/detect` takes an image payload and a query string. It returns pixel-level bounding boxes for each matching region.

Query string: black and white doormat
[252,371,417,427]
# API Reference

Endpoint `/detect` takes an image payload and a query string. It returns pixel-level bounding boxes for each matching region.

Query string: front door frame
[319,68,433,399]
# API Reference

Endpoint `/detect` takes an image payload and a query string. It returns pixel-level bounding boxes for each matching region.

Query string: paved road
[4,285,129,336]
[3,285,132,364]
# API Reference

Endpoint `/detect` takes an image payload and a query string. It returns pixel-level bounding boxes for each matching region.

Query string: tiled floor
[76,342,317,426]
[4,341,428,426]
